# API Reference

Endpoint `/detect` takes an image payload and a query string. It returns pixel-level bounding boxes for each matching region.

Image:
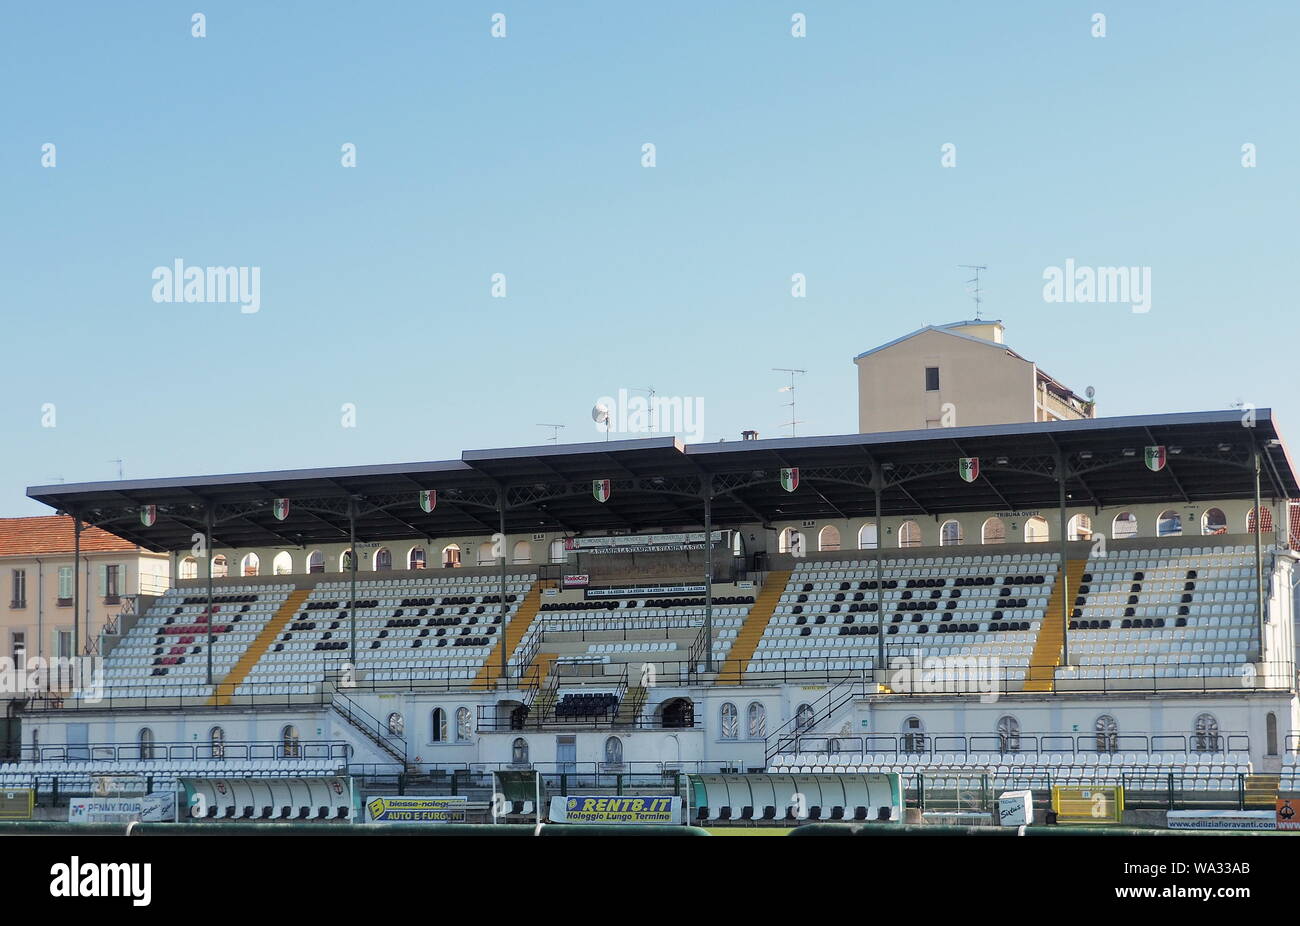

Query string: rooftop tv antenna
[773,368,807,437]
[591,403,611,441]
[627,386,657,431]
[536,423,566,444]
[958,264,988,319]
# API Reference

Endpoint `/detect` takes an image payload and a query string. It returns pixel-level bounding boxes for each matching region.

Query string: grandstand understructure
[9,410,1300,823]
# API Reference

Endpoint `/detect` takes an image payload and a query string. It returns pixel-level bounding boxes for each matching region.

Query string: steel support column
[205,505,215,686]
[874,478,885,678]
[1253,444,1267,641]
[498,488,508,686]
[703,482,715,674]
[1057,452,1071,668]
[349,497,358,667]
[72,514,81,660]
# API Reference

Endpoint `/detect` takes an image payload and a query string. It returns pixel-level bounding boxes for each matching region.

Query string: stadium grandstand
[7,409,1300,825]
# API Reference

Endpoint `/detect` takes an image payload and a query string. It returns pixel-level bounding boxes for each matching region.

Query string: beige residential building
[853,319,1095,433]
[0,516,170,666]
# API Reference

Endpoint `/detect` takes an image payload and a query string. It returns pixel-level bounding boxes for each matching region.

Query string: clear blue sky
[2,1,1297,515]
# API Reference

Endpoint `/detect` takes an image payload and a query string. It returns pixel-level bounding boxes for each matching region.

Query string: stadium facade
[8,409,1300,820]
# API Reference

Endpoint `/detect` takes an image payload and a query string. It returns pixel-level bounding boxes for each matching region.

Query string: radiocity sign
[549,795,681,825]
[366,796,467,823]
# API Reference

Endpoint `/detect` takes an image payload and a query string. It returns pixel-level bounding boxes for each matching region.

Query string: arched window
[778,528,804,556]
[604,736,624,767]
[1247,507,1274,534]
[898,520,921,548]
[902,716,926,754]
[138,727,155,760]
[272,551,293,575]
[340,549,354,572]
[408,546,426,570]
[431,708,447,742]
[477,541,495,565]
[374,547,392,571]
[512,541,531,564]
[996,715,1021,753]
[795,703,815,732]
[281,725,300,758]
[549,539,568,564]
[1156,509,1182,537]
[209,726,225,759]
[442,544,461,568]
[1201,508,1228,535]
[857,524,878,550]
[981,517,1006,545]
[818,526,841,552]
[747,702,767,738]
[455,706,472,742]
[511,737,529,766]
[1095,715,1118,753]
[1112,512,1138,540]
[307,550,325,573]
[211,555,228,578]
[939,520,963,546]
[1067,514,1093,541]
[386,712,403,735]
[1193,713,1221,753]
[240,553,260,577]
[1023,516,1049,543]
[179,557,198,580]
[731,532,745,557]
[720,702,739,740]
[1267,712,1278,757]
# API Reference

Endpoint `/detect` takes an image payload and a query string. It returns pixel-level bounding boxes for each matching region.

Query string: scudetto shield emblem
[593,479,612,503]
[779,467,800,492]
[1145,446,1166,472]
[139,505,157,527]
[273,498,290,521]
[419,489,436,513]
[958,457,980,483]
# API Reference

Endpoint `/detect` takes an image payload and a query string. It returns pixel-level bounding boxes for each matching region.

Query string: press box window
[925,367,940,391]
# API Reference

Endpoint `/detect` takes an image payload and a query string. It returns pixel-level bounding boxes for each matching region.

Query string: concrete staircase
[1022,559,1086,692]
[472,584,544,691]
[209,587,311,706]
[713,570,792,685]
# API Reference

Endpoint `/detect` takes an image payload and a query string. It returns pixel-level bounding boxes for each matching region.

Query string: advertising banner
[548,795,681,825]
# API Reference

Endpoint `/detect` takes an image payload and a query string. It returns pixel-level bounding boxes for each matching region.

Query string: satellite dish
[1085,385,1095,400]
[592,403,610,425]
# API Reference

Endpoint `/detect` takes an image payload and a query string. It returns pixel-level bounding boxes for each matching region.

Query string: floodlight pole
[498,487,508,686]
[205,505,215,686]
[703,480,714,674]
[1057,452,1071,669]
[348,497,358,667]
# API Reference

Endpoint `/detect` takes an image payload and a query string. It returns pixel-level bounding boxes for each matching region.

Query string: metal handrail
[768,731,1253,758]
[14,739,351,765]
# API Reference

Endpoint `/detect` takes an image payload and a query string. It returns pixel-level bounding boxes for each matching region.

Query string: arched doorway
[660,698,694,729]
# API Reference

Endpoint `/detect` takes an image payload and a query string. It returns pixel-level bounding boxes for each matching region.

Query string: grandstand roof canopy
[27,410,1298,553]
